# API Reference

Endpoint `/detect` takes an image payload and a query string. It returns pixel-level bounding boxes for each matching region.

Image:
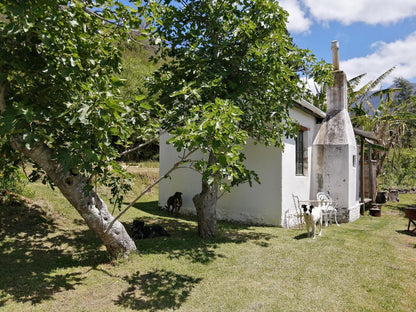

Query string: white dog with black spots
[302,204,322,239]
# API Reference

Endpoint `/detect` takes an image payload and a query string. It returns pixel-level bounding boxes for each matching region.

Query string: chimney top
[331,40,340,71]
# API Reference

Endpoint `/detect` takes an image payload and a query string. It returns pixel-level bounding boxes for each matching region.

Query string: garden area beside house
[1,163,415,312]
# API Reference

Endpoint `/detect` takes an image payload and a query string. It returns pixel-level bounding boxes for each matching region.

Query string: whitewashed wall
[158,134,283,225]
[217,140,283,224]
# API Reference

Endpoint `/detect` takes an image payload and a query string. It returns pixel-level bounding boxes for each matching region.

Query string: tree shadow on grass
[383,202,415,213]
[128,201,278,265]
[115,269,203,311]
[0,194,109,306]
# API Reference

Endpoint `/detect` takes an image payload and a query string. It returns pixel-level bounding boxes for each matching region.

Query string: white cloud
[303,0,416,25]
[281,0,416,32]
[341,31,416,87]
[279,0,312,33]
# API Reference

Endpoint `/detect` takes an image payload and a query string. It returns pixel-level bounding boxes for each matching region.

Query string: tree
[392,77,416,147]
[147,0,332,237]
[393,77,415,104]
[0,0,151,258]
[347,71,414,178]
[379,148,416,189]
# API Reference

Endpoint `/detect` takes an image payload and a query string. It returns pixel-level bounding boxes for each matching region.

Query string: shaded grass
[0,194,109,307]
[1,179,416,311]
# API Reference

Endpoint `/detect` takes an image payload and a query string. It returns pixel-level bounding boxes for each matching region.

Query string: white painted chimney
[311,41,360,223]
[331,40,340,71]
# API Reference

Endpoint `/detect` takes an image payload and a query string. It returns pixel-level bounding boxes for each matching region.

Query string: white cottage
[159,99,339,228]
[158,41,360,228]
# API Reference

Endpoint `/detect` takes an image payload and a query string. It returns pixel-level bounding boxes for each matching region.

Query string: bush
[0,143,25,194]
[379,148,416,189]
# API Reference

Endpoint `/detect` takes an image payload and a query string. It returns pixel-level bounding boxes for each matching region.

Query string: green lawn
[1,171,416,311]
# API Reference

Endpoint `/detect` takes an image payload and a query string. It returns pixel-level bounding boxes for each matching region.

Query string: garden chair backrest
[317,192,332,207]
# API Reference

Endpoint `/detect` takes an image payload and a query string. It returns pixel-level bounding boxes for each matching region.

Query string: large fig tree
[0,0,151,258]
[147,0,332,237]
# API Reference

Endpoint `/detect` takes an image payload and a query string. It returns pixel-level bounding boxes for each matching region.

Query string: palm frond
[370,66,396,89]
[370,87,400,98]
[347,73,367,89]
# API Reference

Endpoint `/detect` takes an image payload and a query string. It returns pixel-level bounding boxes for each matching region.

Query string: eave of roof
[293,98,326,119]
[353,128,379,141]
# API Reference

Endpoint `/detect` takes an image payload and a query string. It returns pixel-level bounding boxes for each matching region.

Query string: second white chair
[317,192,339,227]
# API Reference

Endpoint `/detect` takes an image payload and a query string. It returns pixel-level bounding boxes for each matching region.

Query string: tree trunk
[11,140,137,259]
[192,151,218,238]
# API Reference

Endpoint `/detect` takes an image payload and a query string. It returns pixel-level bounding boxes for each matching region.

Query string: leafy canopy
[0,0,152,201]
[147,0,332,190]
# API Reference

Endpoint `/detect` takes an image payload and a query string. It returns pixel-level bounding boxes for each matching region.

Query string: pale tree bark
[11,140,137,258]
[192,151,218,238]
[1,82,136,258]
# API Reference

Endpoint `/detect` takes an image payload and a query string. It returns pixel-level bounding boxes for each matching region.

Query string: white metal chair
[317,192,339,227]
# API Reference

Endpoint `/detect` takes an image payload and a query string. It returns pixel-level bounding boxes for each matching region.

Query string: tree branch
[105,148,198,234]
[119,137,157,157]
[217,190,226,201]
[82,7,121,27]
[0,84,6,113]
[120,130,166,157]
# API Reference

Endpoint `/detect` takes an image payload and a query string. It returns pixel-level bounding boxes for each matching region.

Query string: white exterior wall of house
[158,133,283,225]
[159,102,323,227]
[216,141,282,225]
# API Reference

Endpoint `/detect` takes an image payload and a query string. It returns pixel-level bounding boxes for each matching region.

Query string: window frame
[295,126,309,176]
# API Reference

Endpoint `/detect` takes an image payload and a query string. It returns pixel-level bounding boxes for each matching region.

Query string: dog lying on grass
[131,220,170,239]
[302,204,322,239]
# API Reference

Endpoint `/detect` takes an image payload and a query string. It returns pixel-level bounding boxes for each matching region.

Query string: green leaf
[78,104,90,124]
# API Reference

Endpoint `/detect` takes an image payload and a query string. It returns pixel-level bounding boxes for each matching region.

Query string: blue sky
[281,0,416,88]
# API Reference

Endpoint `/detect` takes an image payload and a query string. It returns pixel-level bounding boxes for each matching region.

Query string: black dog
[166,192,182,217]
[131,220,170,240]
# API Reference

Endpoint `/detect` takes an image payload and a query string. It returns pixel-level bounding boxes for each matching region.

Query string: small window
[295,130,304,175]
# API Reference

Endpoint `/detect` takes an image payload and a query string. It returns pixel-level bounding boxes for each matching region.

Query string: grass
[1,168,416,311]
